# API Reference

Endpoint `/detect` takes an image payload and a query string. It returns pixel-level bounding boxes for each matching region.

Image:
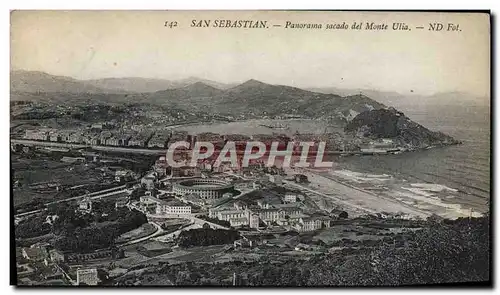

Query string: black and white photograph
[9,10,491,287]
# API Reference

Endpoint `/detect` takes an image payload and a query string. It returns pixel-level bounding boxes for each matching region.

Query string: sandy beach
[285,167,482,220]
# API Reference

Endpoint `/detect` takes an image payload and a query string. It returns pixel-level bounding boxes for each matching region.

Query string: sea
[336,104,491,213]
[176,103,491,214]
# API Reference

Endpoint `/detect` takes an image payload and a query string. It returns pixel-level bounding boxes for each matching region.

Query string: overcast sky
[11,10,490,97]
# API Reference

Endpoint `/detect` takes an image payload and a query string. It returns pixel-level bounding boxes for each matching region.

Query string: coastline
[286,166,483,220]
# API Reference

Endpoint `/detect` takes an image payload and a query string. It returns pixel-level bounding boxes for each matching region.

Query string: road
[120,222,164,246]
[154,223,200,242]
[15,186,128,217]
[191,216,230,230]
[11,139,167,155]
[50,186,128,204]
[129,197,230,229]
[151,216,230,243]
[12,139,376,157]
[128,200,230,243]
[54,263,77,285]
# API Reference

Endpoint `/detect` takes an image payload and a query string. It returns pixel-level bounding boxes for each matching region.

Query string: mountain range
[10,70,386,121]
[11,70,235,94]
[10,70,120,94]
[83,76,236,93]
[309,87,490,109]
[10,70,466,149]
[12,70,488,108]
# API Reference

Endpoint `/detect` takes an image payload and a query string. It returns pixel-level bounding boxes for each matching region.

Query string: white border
[2,1,497,295]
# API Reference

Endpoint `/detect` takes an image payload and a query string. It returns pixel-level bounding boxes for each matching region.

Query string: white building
[217,210,247,222]
[115,170,132,182]
[249,213,260,229]
[209,205,303,227]
[296,216,332,232]
[24,129,51,141]
[76,268,99,286]
[268,174,283,186]
[284,193,297,203]
[229,217,248,227]
[156,200,192,215]
[78,197,92,213]
[138,195,158,213]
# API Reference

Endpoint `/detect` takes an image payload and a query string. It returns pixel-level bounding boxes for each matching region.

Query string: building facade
[156,201,192,215]
[76,269,99,286]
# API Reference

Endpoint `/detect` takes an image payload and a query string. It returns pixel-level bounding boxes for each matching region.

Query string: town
[14,138,428,286]
[10,9,491,287]
[10,86,481,286]
[11,98,480,286]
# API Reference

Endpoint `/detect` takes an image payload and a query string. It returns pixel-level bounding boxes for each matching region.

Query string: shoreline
[286,167,482,220]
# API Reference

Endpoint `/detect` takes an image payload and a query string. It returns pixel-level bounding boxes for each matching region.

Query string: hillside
[152,82,225,100]
[10,70,120,94]
[175,77,236,90]
[310,87,490,109]
[10,70,464,151]
[9,70,388,121]
[10,71,388,122]
[11,70,236,94]
[83,77,179,93]
[145,79,386,120]
[83,76,235,93]
[345,108,460,149]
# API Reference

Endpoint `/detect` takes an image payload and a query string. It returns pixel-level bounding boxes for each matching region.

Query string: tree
[177,228,240,247]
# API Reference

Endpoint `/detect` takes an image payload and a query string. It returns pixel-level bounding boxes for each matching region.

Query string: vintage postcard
[10,10,491,287]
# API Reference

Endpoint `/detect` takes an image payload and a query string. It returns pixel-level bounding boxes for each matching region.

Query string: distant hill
[83,76,235,93]
[175,77,236,90]
[10,70,471,152]
[10,70,123,94]
[309,87,490,109]
[83,77,179,93]
[147,79,386,120]
[11,70,236,94]
[150,82,225,103]
[10,70,387,122]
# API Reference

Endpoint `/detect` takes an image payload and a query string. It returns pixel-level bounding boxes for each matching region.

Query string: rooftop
[230,217,248,223]
[22,247,48,260]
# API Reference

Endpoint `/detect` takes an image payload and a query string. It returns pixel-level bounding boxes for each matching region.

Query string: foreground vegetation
[115,217,490,286]
[177,228,240,248]
[16,199,148,253]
